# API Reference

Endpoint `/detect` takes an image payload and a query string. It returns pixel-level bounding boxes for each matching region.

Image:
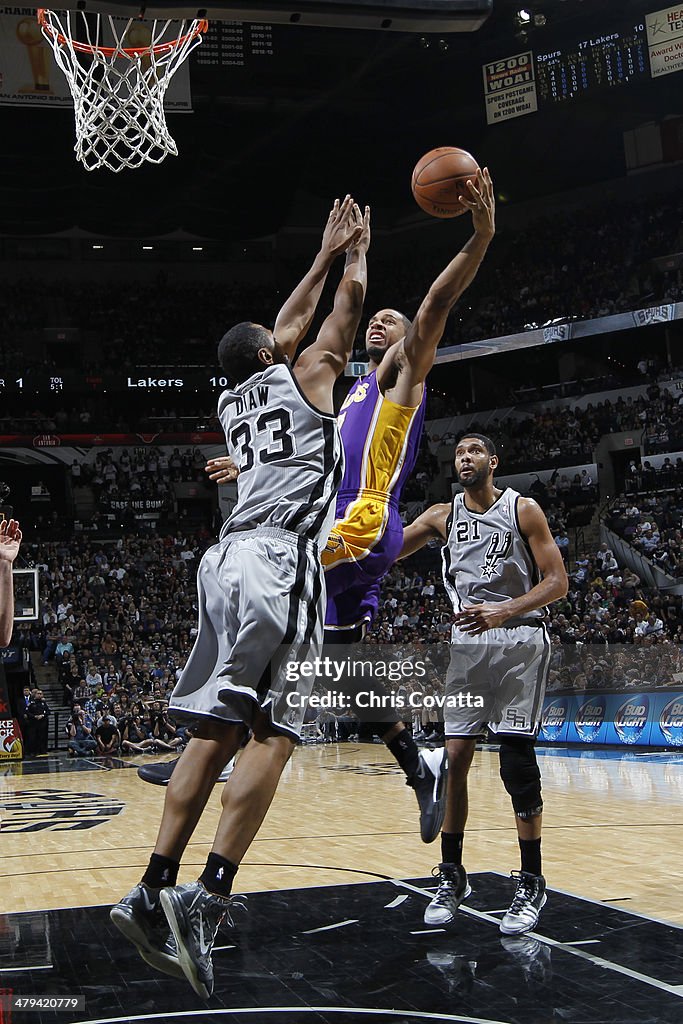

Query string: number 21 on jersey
[454,519,481,543]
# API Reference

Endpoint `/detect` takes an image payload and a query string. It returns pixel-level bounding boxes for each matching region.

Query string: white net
[38,9,206,172]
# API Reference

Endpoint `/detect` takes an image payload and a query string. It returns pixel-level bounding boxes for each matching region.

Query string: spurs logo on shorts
[505,708,529,730]
[480,530,512,580]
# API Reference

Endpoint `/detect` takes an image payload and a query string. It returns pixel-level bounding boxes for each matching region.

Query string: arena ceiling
[0,0,672,240]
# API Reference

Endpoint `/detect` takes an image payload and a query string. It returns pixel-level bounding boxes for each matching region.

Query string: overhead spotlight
[438,38,449,51]
[517,8,532,23]
[419,35,430,48]
[534,13,547,26]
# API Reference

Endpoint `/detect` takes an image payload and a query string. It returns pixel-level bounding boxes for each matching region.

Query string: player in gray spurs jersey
[400,433,567,936]
[111,196,370,999]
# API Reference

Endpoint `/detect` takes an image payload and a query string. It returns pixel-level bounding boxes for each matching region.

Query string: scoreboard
[0,370,234,396]
[484,5,683,125]
[535,26,649,105]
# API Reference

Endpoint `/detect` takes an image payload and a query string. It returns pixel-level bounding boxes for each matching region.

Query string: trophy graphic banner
[0,8,193,108]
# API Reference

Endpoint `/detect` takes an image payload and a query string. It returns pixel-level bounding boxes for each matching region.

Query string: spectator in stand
[149,702,184,752]
[66,705,98,756]
[120,714,160,755]
[26,689,50,756]
[554,530,570,563]
[95,714,120,755]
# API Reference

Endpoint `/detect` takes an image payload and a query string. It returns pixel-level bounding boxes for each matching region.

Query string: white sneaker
[500,872,547,935]
[424,863,471,925]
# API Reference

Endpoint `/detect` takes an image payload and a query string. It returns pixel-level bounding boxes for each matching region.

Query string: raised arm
[0,519,21,647]
[387,168,495,397]
[294,205,370,413]
[399,502,451,560]
[273,196,363,361]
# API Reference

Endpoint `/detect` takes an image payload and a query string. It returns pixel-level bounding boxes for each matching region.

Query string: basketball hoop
[37,8,208,172]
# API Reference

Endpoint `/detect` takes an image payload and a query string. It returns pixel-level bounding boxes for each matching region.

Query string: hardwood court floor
[1,743,682,924]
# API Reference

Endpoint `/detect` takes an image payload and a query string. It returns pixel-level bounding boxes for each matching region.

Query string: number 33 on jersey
[217,363,343,544]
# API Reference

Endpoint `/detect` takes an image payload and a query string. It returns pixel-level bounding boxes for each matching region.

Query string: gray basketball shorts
[169,526,325,741]
[444,622,551,738]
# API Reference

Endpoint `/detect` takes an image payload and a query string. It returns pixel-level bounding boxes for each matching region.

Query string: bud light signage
[569,695,607,744]
[541,690,683,748]
[606,694,651,746]
[539,697,569,742]
[651,694,683,747]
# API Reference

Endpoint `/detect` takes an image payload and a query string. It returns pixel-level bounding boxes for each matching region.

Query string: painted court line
[392,878,683,1000]
[384,894,409,909]
[74,1008,512,1024]
[302,919,359,934]
[0,965,53,972]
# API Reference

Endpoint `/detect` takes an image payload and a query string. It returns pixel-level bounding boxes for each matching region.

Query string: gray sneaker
[160,882,241,999]
[408,747,448,843]
[110,883,184,979]
[424,863,471,925]
[500,872,547,935]
[138,757,235,787]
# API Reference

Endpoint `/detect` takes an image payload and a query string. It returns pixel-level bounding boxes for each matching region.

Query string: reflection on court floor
[1,872,682,1024]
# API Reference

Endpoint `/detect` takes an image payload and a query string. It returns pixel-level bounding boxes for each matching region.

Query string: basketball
[411,146,481,218]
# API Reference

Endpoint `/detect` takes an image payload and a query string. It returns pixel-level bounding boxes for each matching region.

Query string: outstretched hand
[0,518,22,563]
[320,195,364,259]
[458,167,495,239]
[348,204,371,254]
[205,456,239,484]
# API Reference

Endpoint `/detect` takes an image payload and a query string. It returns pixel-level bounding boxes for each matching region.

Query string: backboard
[60,0,493,33]
[12,569,39,623]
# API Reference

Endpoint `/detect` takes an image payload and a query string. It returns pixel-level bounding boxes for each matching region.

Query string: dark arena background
[1,0,683,1021]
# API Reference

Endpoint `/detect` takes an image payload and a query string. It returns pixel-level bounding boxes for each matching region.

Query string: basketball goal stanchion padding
[37,8,208,172]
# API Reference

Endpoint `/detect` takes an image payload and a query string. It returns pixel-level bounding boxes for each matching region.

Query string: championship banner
[647,5,683,78]
[0,8,193,108]
[482,51,537,125]
[0,664,22,761]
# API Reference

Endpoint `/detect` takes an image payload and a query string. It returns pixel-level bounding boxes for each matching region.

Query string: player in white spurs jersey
[400,434,567,936]
[111,197,370,998]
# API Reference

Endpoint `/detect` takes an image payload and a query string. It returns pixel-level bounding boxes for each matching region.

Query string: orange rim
[37,9,208,58]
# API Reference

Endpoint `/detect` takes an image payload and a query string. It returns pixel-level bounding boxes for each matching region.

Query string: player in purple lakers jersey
[318,168,495,841]
[322,169,495,637]
[322,356,427,633]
